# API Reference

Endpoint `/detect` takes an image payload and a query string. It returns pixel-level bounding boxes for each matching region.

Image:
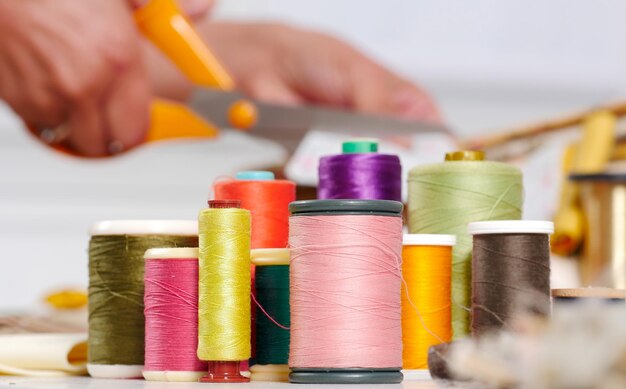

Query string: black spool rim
[289,199,403,216]
[289,368,403,384]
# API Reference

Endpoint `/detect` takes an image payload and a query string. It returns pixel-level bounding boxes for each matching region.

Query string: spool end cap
[403,234,456,246]
[235,171,275,180]
[342,139,379,154]
[445,150,485,161]
[199,361,250,383]
[468,220,554,235]
[208,200,241,209]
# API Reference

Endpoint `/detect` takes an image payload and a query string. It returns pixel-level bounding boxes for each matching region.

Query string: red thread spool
[213,171,295,249]
[213,171,296,364]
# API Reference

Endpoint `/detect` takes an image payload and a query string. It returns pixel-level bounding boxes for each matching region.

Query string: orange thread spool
[213,171,295,364]
[214,172,295,249]
[401,234,455,371]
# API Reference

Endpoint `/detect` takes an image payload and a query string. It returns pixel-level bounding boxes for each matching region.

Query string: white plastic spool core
[90,220,198,236]
[467,220,554,235]
[144,247,199,259]
[87,364,143,379]
[251,248,290,266]
[403,234,456,246]
[143,370,205,382]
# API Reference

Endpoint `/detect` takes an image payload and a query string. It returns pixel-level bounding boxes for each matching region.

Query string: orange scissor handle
[148,99,218,142]
[134,0,235,90]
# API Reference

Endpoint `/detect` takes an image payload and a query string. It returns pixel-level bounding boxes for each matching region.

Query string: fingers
[65,98,109,157]
[390,83,442,123]
[245,75,304,106]
[104,54,151,153]
[351,62,442,123]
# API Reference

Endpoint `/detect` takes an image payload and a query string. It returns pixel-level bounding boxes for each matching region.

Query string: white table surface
[0,376,454,389]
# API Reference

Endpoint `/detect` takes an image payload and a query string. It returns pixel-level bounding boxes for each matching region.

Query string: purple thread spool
[318,139,402,201]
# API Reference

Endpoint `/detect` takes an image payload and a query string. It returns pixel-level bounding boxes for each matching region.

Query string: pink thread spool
[288,199,404,384]
[143,247,207,382]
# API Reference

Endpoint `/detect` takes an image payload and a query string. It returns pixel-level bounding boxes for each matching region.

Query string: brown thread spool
[468,221,554,336]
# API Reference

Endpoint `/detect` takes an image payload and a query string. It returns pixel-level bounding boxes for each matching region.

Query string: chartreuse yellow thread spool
[407,151,523,339]
[197,200,251,382]
[249,248,291,382]
[401,234,455,380]
[87,220,198,379]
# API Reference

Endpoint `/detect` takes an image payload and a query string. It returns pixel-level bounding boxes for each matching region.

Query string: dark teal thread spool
[250,248,291,382]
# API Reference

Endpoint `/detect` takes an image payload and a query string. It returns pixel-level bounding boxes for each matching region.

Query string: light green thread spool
[407,153,523,339]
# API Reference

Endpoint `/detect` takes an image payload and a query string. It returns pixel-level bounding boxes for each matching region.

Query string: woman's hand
[199,22,441,122]
[0,0,151,156]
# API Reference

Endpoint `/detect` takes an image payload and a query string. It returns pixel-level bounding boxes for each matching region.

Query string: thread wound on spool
[469,221,553,336]
[198,207,251,361]
[88,232,198,369]
[251,248,290,369]
[402,235,454,370]
[408,160,523,339]
[254,265,290,364]
[143,248,206,377]
[214,177,295,248]
[318,152,402,201]
[289,200,403,372]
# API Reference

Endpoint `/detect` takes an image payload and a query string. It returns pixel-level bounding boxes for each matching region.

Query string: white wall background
[1,0,625,309]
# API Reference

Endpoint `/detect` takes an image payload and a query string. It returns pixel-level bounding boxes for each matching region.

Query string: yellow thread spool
[198,202,251,364]
[401,234,455,372]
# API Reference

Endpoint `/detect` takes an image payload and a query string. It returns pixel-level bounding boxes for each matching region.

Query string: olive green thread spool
[87,220,198,379]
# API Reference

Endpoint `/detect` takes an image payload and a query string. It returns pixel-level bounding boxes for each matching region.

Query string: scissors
[27,0,447,157]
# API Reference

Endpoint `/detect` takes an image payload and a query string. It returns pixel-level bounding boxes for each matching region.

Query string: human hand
[199,22,441,122]
[0,0,151,157]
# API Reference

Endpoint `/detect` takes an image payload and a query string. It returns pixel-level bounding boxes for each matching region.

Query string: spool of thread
[318,139,402,201]
[214,171,295,366]
[289,199,404,384]
[401,234,455,377]
[197,200,251,382]
[468,220,554,336]
[407,151,523,338]
[214,171,295,249]
[250,248,290,382]
[552,288,626,304]
[88,220,198,379]
[143,247,206,382]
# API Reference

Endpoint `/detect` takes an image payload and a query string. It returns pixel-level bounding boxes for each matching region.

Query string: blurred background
[2,0,626,308]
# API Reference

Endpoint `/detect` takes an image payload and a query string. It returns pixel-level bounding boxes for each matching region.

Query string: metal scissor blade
[190,90,450,153]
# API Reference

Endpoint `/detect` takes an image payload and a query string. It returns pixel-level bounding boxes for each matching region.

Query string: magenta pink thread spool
[143,247,207,382]
[288,199,404,384]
